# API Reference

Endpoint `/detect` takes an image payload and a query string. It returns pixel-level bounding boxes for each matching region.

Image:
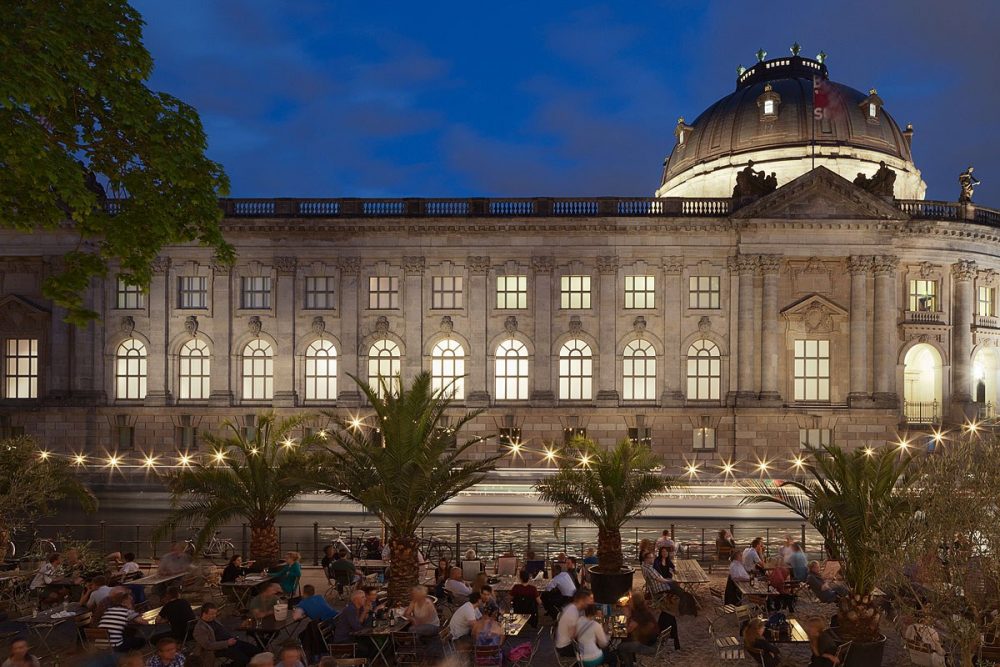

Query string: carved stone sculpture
[504,315,518,334]
[248,316,262,336]
[733,160,778,198]
[853,161,897,197]
[959,166,981,203]
[184,316,199,337]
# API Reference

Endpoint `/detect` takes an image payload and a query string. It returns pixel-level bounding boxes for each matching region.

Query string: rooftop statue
[959,166,981,203]
[853,161,897,197]
[733,161,778,198]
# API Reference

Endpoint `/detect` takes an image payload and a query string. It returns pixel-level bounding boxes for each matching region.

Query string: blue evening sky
[133,1,998,203]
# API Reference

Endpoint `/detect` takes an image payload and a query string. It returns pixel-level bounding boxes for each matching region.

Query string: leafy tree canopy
[0,0,233,324]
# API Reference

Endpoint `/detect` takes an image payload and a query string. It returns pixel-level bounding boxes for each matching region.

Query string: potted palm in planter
[741,443,916,666]
[535,437,672,604]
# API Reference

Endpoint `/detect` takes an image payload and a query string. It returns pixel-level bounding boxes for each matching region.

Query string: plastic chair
[496,556,518,577]
[462,560,483,582]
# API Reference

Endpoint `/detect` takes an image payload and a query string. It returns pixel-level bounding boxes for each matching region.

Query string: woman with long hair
[743,618,780,667]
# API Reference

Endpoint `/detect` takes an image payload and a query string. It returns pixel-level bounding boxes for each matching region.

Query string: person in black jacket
[743,618,780,667]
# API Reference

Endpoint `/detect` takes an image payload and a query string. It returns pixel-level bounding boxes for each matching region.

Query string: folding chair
[708,621,745,663]
[495,556,518,577]
[834,641,853,664]
[392,630,429,666]
[475,644,503,667]
[84,627,114,651]
[550,626,576,667]
[635,627,673,667]
[461,560,483,582]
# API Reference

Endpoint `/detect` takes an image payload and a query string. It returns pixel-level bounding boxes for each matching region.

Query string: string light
[212,450,227,464]
[718,458,737,479]
[72,453,87,467]
[895,437,911,451]
[38,450,50,461]
[754,454,771,475]
[178,453,192,467]
[317,429,329,440]
[682,457,701,479]
[931,429,945,446]
[542,446,558,464]
[348,416,363,431]
[142,454,159,470]
[281,437,296,448]
[577,454,592,468]
[964,421,979,436]
[789,454,806,472]
[863,446,875,457]
[106,454,121,470]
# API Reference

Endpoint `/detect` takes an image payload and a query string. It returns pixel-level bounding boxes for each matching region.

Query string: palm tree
[315,372,500,604]
[155,413,325,561]
[741,443,916,643]
[535,437,671,574]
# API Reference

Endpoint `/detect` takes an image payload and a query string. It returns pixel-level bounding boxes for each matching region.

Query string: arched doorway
[903,343,943,423]
[972,348,999,417]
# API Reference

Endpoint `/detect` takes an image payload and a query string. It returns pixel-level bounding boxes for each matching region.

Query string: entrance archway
[903,343,942,423]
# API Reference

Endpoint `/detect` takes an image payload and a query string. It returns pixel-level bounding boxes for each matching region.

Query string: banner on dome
[813,75,843,121]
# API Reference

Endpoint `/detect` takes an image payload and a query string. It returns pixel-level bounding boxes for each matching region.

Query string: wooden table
[221,574,277,609]
[673,560,709,593]
[736,579,783,598]
[140,603,201,625]
[501,613,531,637]
[17,604,88,657]
[765,617,809,644]
[353,618,410,667]
[129,572,185,588]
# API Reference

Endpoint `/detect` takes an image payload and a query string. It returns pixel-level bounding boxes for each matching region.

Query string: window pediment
[781,294,848,334]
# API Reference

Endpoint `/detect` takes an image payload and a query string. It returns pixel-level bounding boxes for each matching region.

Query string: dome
[656,55,927,199]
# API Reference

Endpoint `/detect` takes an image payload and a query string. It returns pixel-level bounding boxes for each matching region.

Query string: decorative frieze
[402,256,426,275]
[951,259,977,282]
[872,255,899,276]
[466,256,491,274]
[596,255,619,274]
[273,256,297,276]
[531,256,554,274]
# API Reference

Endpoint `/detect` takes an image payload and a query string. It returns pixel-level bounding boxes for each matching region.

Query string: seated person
[146,636,185,667]
[617,595,658,667]
[471,605,504,648]
[806,561,849,603]
[743,618,780,667]
[156,586,196,642]
[652,546,675,580]
[81,576,113,608]
[118,553,141,579]
[296,584,337,622]
[806,616,841,667]
[640,551,697,614]
[448,591,483,648]
[574,604,609,667]
[275,644,306,667]
[320,545,337,573]
[725,550,751,605]
[331,591,371,657]
[554,589,593,658]
[742,538,767,575]
[194,603,258,667]
[249,582,282,619]
[402,585,439,636]
[329,550,360,587]
[222,555,254,584]
[716,529,736,560]
[522,551,546,579]
[541,564,577,618]
[479,584,499,616]
[3,637,40,667]
[267,552,302,596]
[510,570,541,627]
[444,566,473,603]
[98,590,148,652]
[767,561,796,612]
[157,544,192,577]
[904,617,947,667]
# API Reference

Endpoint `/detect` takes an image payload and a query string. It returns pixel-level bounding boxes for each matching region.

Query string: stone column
[209,260,233,405]
[596,255,619,403]
[951,260,977,404]
[530,256,555,403]
[735,255,759,400]
[402,256,425,384]
[661,257,685,405]
[758,255,782,402]
[337,257,361,404]
[872,255,899,405]
[144,256,171,406]
[272,257,297,406]
[43,257,70,398]
[466,256,491,405]
[847,256,872,405]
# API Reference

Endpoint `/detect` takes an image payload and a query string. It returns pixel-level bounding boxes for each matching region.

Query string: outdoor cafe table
[17,604,87,657]
[736,579,784,599]
[245,613,302,649]
[763,617,809,645]
[221,574,278,609]
[129,571,185,589]
[672,559,710,592]
[500,613,531,637]
[353,618,410,667]
[358,560,391,572]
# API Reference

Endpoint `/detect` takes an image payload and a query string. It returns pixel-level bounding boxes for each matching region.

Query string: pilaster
[208,260,233,405]
[951,260,976,410]
[596,255,619,404]
[402,256,425,384]
[872,255,899,407]
[847,256,874,406]
[660,257,685,405]
[758,254,782,404]
[272,257,297,407]
[530,256,555,404]
[336,257,361,405]
[466,256,491,405]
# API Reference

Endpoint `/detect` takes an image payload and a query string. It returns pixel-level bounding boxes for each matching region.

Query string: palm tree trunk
[0,527,8,562]
[249,522,281,563]
[836,592,882,641]
[387,534,421,606]
[596,526,623,573]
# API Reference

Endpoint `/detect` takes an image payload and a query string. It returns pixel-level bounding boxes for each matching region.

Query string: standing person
[743,618,781,667]
[789,542,809,582]
[268,552,302,596]
[193,603,258,667]
[617,596,659,667]
[654,530,674,553]
[320,545,337,573]
[158,544,192,577]
[806,617,842,667]
[778,535,796,564]
[146,637,186,667]
[1,638,40,667]
[553,589,593,658]
[574,605,611,667]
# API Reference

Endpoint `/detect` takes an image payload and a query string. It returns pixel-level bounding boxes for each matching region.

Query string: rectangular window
[909,279,937,312]
[563,427,587,444]
[498,427,522,450]
[693,427,716,451]
[560,275,591,309]
[241,276,272,309]
[628,427,652,448]
[432,276,464,310]
[368,276,400,310]
[177,276,208,309]
[764,99,775,115]
[688,276,721,309]
[794,339,831,401]
[116,277,145,310]
[799,428,831,451]
[4,338,38,399]
[304,276,337,310]
[496,275,528,309]
[624,275,655,309]
[176,415,197,450]
[114,415,134,450]
[979,286,994,317]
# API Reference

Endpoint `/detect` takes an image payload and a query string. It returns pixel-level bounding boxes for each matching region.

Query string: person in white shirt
[29,554,60,591]
[118,552,141,578]
[542,563,579,619]
[575,604,610,667]
[904,619,946,667]
[81,576,113,608]
[554,588,593,657]
[653,530,674,553]
[742,537,766,575]
[778,536,795,565]
[545,567,577,598]
[725,550,751,605]
[444,567,473,603]
[448,591,482,647]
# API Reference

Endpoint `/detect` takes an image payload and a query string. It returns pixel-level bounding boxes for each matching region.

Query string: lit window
[367,339,401,398]
[869,103,877,118]
[496,275,528,309]
[628,427,652,448]
[763,99,774,115]
[115,339,147,400]
[432,276,464,310]
[689,276,721,309]
[979,286,994,317]
[909,280,937,312]
[178,339,210,400]
[558,339,593,400]
[794,340,830,401]
[241,339,273,400]
[560,275,592,309]
[495,339,529,400]
[177,276,208,309]
[241,276,272,309]
[498,427,521,449]
[624,275,655,309]
[304,339,337,401]
[4,338,38,399]
[116,277,145,310]
[800,428,831,451]
[686,340,721,400]
[431,338,465,399]
[368,276,400,310]
[623,339,656,401]
[304,276,337,310]
[693,427,716,451]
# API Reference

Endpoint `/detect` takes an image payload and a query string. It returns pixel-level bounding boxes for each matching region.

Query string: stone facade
[3,167,1000,479]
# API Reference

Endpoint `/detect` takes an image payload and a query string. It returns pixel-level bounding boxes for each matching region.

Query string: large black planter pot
[589,568,635,605]
[832,631,886,667]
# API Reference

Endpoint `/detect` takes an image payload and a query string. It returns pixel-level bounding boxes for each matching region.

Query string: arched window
[623,339,656,401]
[305,339,337,401]
[116,339,147,400]
[179,339,210,400]
[559,339,593,400]
[431,338,465,399]
[242,339,273,400]
[367,339,400,398]
[686,339,721,400]
[904,343,943,424]
[495,339,529,401]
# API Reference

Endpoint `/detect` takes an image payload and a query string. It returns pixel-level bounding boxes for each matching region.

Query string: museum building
[2,53,999,475]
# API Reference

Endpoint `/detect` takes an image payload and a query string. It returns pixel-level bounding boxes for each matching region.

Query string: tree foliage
[0,436,96,559]
[741,443,917,641]
[535,437,671,573]
[0,0,232,324]
[154,413,325,560]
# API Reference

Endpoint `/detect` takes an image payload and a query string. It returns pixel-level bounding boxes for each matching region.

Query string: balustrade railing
[896,199,960,219]
[905,310,944,324]
[975,315,999,329]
